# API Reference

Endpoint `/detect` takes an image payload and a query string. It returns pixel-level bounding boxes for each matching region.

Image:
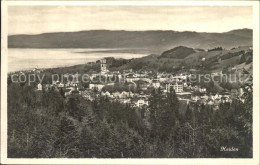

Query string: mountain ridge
[8,29,252,50]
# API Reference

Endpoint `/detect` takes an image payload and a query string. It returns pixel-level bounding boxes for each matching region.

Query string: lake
[8,48,148,73]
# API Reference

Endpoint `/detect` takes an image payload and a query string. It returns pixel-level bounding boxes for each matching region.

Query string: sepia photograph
[1,1,260,164]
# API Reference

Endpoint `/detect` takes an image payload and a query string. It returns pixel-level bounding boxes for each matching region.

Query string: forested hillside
[8,81,252,158]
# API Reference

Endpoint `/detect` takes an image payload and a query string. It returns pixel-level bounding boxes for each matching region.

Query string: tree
[185,104,195,126]
[59,88,65,97]
[79,126,98,157]
[67,96,84,121]
[54,117,81,158]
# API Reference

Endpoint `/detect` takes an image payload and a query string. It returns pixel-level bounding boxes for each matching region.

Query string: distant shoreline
[7,48,150,74]
[76,49,156,54]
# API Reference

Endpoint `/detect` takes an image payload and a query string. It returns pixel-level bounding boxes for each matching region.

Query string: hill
[225,28,252,38]
[158,46,196,59]
[8,29,252,50]
[110,46,252,74]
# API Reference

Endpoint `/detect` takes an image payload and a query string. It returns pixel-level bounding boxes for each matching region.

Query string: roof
[134,79,150,84]
[71,91,79,94]
[152,80,160,83]
[167,81,183,85]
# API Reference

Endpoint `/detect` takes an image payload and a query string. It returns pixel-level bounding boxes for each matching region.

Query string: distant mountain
[158,46,196,59]
[8,29,252,50]
[225,28,252,38]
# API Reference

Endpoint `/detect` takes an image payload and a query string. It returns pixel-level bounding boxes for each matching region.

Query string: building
[210,93,222,100]
[101,91,112,97]
[119,91,131,99]
[64,88,72,96]
[126,74,135,82]
[165,82,183,93]
[112,91,121,98]
[89,83,105,91]
[100,59,109,74]
[239,88,244,97]
[37,83,42,91]
[170,76,182,82]
[191,95,200,101]
[221,96,232,103]
[44,84,51,91]
[135,80,150,90]
[119,98,131,104]
[207,100,214,105]
[134,98,149,107]
[199,87,207,93]
[152,79,160,88]
[179,98,190,104]
[200,94,209,100]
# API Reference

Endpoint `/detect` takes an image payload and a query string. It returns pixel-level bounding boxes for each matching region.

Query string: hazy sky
[8,6,252,35]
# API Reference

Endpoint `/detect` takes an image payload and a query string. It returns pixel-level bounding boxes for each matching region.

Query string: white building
[128,91,134,98]
[37,83,42,91]
[152,79,160,88]
[239,88,244,97]
[101,91,112,97]
[112,91,121,98]
[210,94,222,100]
[165,82,183,93]
[207,100,214,105]
[191,95,200,101]
[126,75,135,82]
[199,87,207,93]
[135,99,149,107]
[119,91,129,98]
[89,83,104,91]
[200,94,209,100]
[119,98,131,104]
[58,83,65,88]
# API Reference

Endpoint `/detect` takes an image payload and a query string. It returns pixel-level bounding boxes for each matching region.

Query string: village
[33,58,247,111]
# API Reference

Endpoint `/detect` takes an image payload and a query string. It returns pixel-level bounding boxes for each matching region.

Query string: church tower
[100,59,108,74]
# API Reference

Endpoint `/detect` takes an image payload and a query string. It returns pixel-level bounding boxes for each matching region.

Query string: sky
[8,6,252,35]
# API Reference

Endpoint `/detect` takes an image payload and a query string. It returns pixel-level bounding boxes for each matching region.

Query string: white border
[1,1,259,164]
